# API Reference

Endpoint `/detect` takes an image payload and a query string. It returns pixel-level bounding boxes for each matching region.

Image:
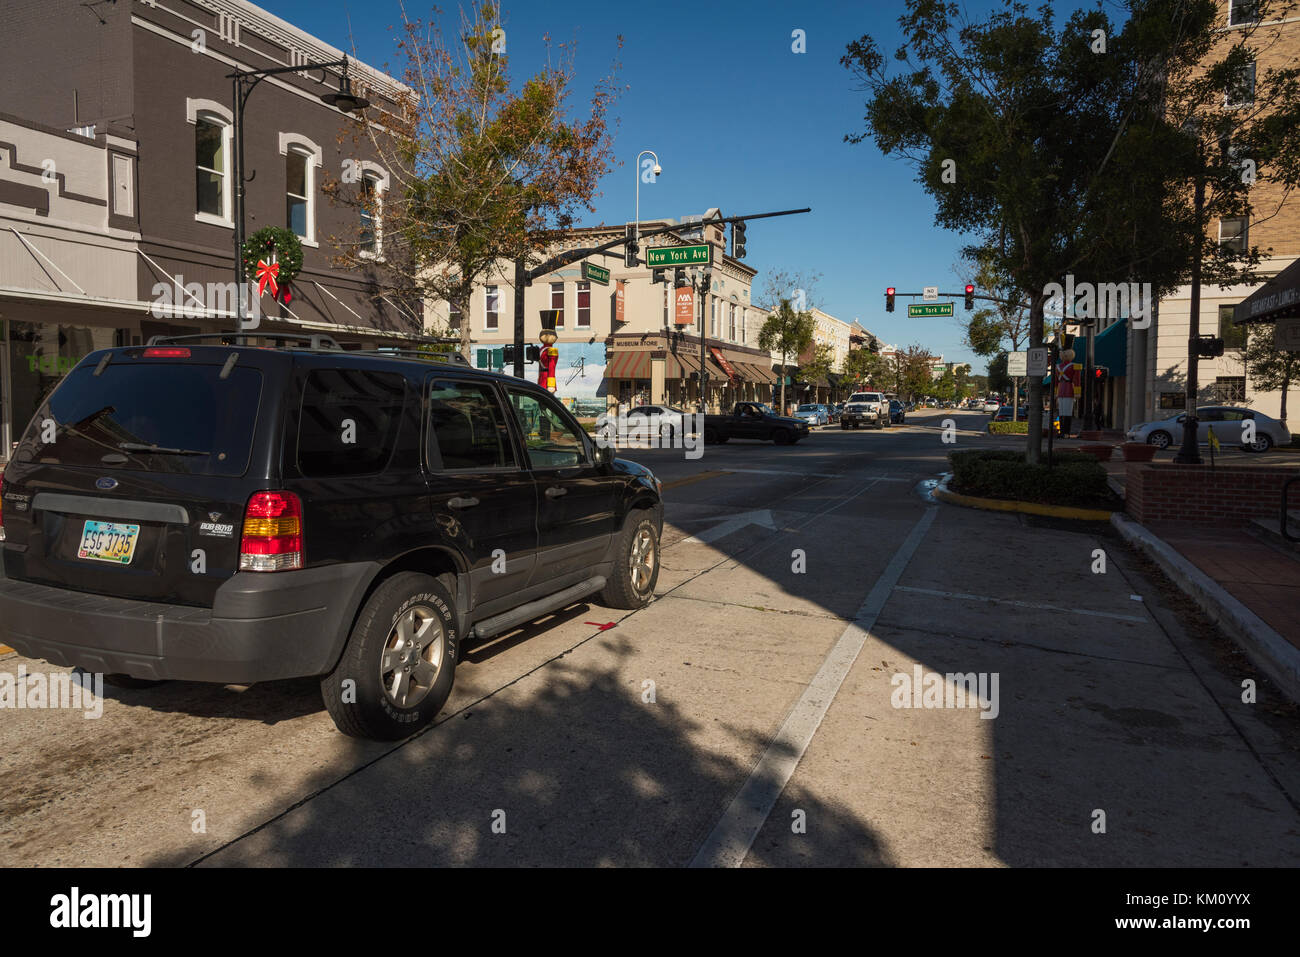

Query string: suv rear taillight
[240,491,303,571]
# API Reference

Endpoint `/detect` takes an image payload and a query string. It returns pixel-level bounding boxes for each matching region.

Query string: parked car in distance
[842,392,889,429]
[612,404,693,444]
[794,403,829,427]
[0,335,665,740]
[1126,406,1290,452]
[983,399,1000,412]
[991,406,1030,422]
[703,402,811,445]
[889,400,906,424]
[827,403,843,424]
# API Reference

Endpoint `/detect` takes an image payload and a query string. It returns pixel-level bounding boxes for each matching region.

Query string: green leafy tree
[759,299,815,413]
[799,343,836,402]
[1244,325,1300,426]
[326,2,623,355]
[842,347,889,392]
[842,0,1300,461]
[987,352,1011,396]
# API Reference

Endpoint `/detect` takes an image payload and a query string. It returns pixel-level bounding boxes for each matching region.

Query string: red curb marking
[585,622,617,631]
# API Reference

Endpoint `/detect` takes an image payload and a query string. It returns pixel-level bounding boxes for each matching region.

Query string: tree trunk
[1025,296,1046,464]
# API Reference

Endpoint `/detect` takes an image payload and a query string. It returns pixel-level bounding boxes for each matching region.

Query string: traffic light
[886,287,895,312]
[964,284,975,311]
[733,221,747,259]
[674,267,688,288]
[503,344,516,364]
[652,268,666,284]
[1094,366,1108,380]
[525,344,541,362]
[625,224,639,268]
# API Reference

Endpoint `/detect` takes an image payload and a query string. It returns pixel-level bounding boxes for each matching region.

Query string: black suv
[0,336,663,739]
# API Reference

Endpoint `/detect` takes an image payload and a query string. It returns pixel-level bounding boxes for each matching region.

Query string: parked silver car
[1126,406,1291,453]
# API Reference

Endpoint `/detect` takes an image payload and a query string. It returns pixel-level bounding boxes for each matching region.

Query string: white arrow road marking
[690,506,938,868]
[681,509,779,545]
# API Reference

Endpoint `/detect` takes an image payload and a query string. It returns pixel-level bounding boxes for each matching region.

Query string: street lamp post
[229,56,370,331]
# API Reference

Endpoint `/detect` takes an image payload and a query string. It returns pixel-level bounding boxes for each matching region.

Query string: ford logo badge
[95,477,118,491]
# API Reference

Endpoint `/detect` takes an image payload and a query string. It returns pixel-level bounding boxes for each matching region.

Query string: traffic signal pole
[510,208,811,381]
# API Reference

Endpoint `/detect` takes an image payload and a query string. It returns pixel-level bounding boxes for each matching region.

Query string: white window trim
[188,101,233,228]
[1218,216,1248,250]
[280,133,323,247]
[484,284,500,331]
[358,166,387,260]
[550,281,566,328]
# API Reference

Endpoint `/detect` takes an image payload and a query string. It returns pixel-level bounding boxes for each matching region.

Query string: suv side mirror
[594,444,614,467]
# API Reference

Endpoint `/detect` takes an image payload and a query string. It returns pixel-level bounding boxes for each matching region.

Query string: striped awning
[737,362,777,384]
[667,352,700,378]
[606,350,652,380]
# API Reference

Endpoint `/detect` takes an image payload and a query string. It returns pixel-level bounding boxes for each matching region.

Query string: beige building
[424,215,779,413]
[1126,0,1300,430]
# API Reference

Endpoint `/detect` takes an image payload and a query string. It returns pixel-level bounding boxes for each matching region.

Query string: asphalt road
[2,409,1297,867]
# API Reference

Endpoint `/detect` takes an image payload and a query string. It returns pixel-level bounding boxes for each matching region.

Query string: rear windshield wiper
[117,442,209,456]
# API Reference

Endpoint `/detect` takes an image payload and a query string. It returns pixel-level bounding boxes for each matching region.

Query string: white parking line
[893,586,1149,623]
[689,506,938,868]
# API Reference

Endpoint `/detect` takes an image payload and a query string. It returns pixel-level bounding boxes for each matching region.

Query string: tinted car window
[507,390,588,469]
[297,368,408,477]
[427,379,516,471]
[17,360,262,476]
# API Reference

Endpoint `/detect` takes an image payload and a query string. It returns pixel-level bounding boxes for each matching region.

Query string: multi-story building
[1124,0,1300,430]
[0,0,416,457]
[424,214,779,413]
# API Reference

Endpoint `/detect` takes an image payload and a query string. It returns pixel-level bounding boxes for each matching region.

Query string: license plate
[77,520,141,565]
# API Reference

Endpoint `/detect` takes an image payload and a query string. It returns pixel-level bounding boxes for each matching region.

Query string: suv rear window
[15,360,262,476]
[297,369,409,477]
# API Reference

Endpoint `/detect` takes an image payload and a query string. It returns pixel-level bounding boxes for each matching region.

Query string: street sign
[907,302,954,318]
[923,286,939,301]
[581,261,610,285]
[1007,350,1027,376]
[647,244,711,268]
[1027,347,1048,376]
[674,287,695,325]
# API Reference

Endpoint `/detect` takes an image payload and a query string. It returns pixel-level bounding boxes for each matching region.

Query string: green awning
[1093,317,1127,374]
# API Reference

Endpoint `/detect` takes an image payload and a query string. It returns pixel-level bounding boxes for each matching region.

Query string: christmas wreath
[242,226,303,303]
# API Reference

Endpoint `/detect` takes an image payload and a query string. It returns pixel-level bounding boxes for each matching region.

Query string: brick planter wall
[1126,464,1299,525]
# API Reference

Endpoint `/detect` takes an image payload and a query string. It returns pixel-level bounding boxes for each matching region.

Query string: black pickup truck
[701,402,811,445]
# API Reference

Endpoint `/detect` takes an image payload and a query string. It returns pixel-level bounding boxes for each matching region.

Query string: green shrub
[948,449,1115,508]
[987,420,1028,434]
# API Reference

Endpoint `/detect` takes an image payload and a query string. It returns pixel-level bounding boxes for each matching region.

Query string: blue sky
[261,0,1099,369]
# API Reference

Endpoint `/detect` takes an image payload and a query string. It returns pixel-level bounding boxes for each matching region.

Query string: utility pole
[1174,157,1206,465]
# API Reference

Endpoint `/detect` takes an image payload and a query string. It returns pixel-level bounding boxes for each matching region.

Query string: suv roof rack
[351,348,470,365]
[144,333,344,351]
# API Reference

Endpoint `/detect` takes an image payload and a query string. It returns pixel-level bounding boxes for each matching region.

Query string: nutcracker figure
[538,325,559,392]
[1056,347,1080,435]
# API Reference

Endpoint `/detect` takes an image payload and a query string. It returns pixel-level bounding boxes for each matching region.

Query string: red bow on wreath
[255,259,280,298]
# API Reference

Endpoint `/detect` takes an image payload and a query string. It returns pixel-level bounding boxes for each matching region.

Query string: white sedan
[983,399,1000,412]
[1126,406,1291,453]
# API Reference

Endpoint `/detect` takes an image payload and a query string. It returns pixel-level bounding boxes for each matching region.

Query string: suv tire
[599,513,660,609]
[321,571,458,740]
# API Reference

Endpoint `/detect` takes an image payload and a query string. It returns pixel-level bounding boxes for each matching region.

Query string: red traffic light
[885,287,896,312]
[963,284,975,311]
[964,284,974,294]
[886,287,895,295]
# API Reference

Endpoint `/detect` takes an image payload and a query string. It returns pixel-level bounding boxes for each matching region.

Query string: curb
[933,474,1115,521]
[1112,512,1300,704]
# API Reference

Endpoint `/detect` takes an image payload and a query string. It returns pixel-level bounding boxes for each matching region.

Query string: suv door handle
[545,486,568,499]
[448,496,480,509]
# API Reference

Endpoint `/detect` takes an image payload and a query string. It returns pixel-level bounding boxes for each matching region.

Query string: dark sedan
[889,400,906,424]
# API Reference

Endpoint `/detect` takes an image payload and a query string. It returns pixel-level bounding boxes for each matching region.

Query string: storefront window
[5,322,120,451]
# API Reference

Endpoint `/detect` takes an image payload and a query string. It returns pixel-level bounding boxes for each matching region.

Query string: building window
[1219,216,1248,253]
[485,285,499,331]
[740,308,746,343]
[195,114,230,222]
[710,298,717,336]
[576,281,591,328]
[550,282,565,327]
[1229,0,1261,26]
[1213,376,1246,403]
[448,300,462,331]
[286,147,312,241]
[729,302,737,341]
[1226,60,1256,107]
[359,172,384,256]
[1218,306,1246,350]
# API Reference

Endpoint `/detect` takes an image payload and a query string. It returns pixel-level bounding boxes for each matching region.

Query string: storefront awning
[606,350,652,380]
[1234,257,1300,325]
[1093,317,1127,373]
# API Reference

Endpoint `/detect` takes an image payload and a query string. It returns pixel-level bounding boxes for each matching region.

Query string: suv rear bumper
[0,561,377,684]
